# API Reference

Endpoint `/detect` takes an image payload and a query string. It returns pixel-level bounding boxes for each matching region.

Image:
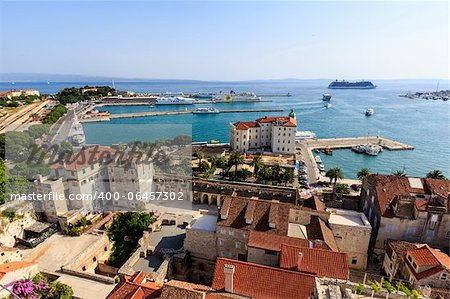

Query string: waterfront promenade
[297,137,414,184]
[80,108,283,122]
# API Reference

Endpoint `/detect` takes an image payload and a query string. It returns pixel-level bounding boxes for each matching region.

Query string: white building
[229,111,297,154]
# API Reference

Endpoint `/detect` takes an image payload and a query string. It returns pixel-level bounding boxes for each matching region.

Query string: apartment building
[229,114,297,154]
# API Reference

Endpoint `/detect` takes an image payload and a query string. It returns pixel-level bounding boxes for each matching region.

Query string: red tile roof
[232,121,259,130]
[212,258,315,299]
[247,231,309,251]
[0,261,36,281]
[255,116,297,127]
[406,246,450,280]
[367,175,450,217]
[388,240,421,259]
[279,244,349,280]
[160,280,213,299]
[106,272,162,299]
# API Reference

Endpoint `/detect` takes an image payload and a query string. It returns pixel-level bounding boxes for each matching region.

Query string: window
[219,238,224,246]
[265,249,277,255]
[351,257,358,265]
[90,164,94,170]
[440,273,448,280]
[82,169,86,174]
[235,242,241,249]
[412,261,417,269]
[408,255,412,262]
[228,230,234,236]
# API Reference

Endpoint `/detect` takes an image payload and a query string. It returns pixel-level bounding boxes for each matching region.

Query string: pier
[297,137,414,184]
[80,108,283,122]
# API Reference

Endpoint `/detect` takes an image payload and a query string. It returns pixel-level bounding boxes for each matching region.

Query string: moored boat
[193,107,220,114]
[155,96,194,105]
[295,131,316,141]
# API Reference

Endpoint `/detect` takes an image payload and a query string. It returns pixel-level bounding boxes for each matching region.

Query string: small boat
[352,144,366,153]
[193,107,220,114]
[318,164,325,172]
[365,108,374,116]
[324,103,332,109]
[314,155,322,164]
[210,140,220,144]
[324,147,333,155]
[322,93,332,101]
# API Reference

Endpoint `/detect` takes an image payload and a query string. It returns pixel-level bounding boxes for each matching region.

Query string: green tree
[251,155,263,177]
[357,168,371,180]
[26,124,50,139]
[282,169,295,186]
[426,169,446,180]
[326,167,344,186]
[335,183,350,194]
[228,151,244,180]
[48,280,74,299]
[271,164,283,182]
[107,212,155,267]
[4,131,34,162]
[392,169,407,177]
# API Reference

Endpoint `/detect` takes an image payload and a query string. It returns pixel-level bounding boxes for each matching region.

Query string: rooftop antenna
[112,79,115,90]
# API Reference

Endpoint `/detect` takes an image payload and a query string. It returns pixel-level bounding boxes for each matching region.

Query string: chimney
[297,252,303,271]
[224,264,235,293]
[314,239,323,249]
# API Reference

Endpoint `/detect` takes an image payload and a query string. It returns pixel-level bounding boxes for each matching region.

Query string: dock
[297,136,414,184]
[80,108,283,122]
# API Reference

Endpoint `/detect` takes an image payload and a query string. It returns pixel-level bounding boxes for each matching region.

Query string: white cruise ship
[213,90,260,102]
[155,96,194,105]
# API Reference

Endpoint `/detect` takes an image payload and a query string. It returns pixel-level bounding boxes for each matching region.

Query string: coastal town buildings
[360,175,450,260]
[106,271,162,299]
[382,240,450,289]
[0,89,40,99]
[229,114,297,154]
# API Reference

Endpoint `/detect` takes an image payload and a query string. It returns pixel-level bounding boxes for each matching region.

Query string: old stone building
[326,208,372,270]
[361,175,450,260]
[229,115,297,154]
[382,240,450,289]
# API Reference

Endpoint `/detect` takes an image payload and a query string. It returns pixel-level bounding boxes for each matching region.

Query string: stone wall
[247,246,279,267]
[185,228,216,260]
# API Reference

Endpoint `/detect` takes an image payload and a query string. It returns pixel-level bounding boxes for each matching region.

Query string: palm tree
[326,167,344,187]
[426,169,446,180]
[271,164,283,183]
[357,168,371,180]
[257,165,272,183]
[251,155,263,177]
[282,169,295,186]
[228,151,244,180]
[392,169,406,177]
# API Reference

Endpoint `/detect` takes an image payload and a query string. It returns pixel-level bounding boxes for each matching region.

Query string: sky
[0,1,448,81]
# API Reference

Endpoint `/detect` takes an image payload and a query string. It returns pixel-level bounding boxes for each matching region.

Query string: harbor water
[1,79,449,178]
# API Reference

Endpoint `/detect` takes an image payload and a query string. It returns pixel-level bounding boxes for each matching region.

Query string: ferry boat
[213,90,260,102]
[295,131,316,141]
[328,80,376,89]
[193,107,220,114]
[194,92,214,99]
[155,96,194,105]
[365,108,374,116]
[322,93,332,101]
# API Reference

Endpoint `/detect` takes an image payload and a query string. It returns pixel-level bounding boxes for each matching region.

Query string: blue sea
[1,79,449,179]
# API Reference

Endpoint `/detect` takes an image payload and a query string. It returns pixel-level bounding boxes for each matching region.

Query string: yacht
[322,93,332,101]
[295,131,316,140]
[155,96,194,105]
[213,90,260,102]
[365,108,374,116]
[314,155,322,164]
[352,144,382,156]
[324,103,332,109]
[193,107,220,114]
